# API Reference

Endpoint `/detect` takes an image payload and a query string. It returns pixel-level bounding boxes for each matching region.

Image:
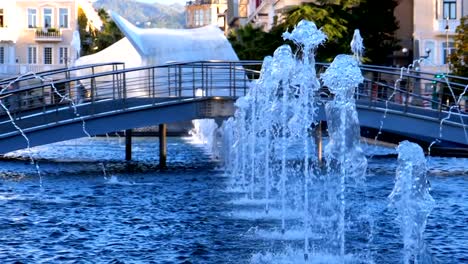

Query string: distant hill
[93,0,185,29]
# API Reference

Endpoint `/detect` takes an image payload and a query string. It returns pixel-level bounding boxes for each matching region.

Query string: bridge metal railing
[315,63,468,125]
[0,61,259,128]
[0,60,466,142]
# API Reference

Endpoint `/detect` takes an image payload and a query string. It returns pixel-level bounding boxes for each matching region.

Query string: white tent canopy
[74,11,242,98]
[74,37,142,69]
[108,11,239,65]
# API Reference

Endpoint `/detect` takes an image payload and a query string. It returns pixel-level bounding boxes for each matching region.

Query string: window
[59,47,68,64]
[0,47,4,64]
[28,8,37,28]
[442,42,455,64]
[59,8,68,28]
[28,46,37,64]
[204,9,211,25]
[43,8,52,28]
[443,0,456,19]
[0,9,4,27]
[44,47,52,64]
[194,10,200,26]
[199,10,204,26]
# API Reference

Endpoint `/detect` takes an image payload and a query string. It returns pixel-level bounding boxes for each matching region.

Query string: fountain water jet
[321,54,368,258]
[224,20,371,262]
[221,19,438,263]
[389,141,435,264]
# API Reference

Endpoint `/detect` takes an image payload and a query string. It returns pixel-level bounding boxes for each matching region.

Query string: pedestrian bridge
[0,61,466,156]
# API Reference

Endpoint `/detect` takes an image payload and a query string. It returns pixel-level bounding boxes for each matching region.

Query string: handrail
[0,61,256,96]
[0,62,126,85]
[0,60,466,123]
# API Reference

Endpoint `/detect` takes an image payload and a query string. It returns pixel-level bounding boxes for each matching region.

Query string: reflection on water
[0,137,466,263]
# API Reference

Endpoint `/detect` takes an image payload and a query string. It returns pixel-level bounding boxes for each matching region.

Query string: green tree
[77,8,124,56]
[78,7,97,56]
[228,24,268,60]
[449,16,468,77]
[282,1,357,62]
[352,0,400,65]
[93,9,124,53]
[228,0,400,64]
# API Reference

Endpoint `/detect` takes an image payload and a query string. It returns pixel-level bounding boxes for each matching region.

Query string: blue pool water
[0,137,466,263]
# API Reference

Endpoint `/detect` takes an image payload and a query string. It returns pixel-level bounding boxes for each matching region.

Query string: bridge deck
[0,61,466,156]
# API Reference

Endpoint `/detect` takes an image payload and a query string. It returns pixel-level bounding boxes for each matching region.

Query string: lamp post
[412,48,431,106]
[445,19,450,74]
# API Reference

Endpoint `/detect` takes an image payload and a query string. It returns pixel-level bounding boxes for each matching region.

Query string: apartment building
[0,0,80,79]
[185,0,228,34]
[227,0,314,31]
[413,0,468,73]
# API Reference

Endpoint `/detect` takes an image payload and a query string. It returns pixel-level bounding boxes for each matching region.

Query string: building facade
[0,0,80,79]
[413,0,468,73]
[227,0,314,31]
[185,0,228,34]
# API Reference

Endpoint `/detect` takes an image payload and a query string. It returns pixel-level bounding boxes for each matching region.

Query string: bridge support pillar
[159,124,167,169]
[315,121,323,165]
[125,129,132,161]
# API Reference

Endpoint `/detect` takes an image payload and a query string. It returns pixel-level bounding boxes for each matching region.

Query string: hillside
[93,0,185,29]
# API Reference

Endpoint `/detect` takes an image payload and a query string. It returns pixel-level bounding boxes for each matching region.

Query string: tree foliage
[228,24,283,60]
[228,0,400,64]
[449,16,468,77]
[77,7,96,56]
[353,0,400,65]
[78,8,124,56]
[93,9,125,53]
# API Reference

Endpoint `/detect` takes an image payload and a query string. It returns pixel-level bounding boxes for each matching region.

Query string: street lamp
[415,48,431,71]
[410,48,431,106]
[420,48,431,59]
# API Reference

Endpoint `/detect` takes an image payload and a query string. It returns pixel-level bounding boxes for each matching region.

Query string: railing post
[230,62,233,97]
[192,65,196,97]
[205,63,209,96]
[42,85,46,114]
[123,71,127,108]
[201,62,205,96]
[112,65,116,100]
[147,68,151,97]
[65,67,71,103]
[91,67,96,106]
[404,77,410,112]
[243,63,247,94]
[125,129,132,161]
[234,62,239,96]
[159,123,167,169]
[167,66,171,97]
[178,65,182,97]
[210,67,213,96]
[438,83,444,117]
[152,67,156,100]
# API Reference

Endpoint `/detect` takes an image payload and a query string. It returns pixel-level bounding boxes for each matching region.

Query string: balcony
[35,29,62,42]
[227,0,248,25]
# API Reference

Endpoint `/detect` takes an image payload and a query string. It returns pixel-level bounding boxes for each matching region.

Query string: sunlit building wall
[185,0,229,34]
[0,0,82,78]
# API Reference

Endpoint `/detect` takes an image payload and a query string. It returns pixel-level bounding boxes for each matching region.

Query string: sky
[135,0,187,5]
